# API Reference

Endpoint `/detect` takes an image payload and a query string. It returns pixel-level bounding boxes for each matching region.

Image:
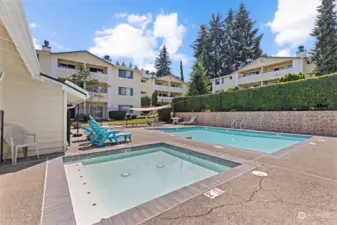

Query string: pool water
[158,127,310,153]
[68,146,236,218]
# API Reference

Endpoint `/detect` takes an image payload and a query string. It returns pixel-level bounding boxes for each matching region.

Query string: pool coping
[148,126,318,158]
[40,142,258,225]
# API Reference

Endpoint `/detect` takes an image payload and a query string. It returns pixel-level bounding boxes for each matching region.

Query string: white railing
[238,68,296,84]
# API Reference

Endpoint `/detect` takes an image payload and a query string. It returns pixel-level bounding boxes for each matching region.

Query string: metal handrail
[239,119,245,129]
[231,120,238,128]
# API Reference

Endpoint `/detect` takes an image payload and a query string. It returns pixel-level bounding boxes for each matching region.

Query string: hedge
[109,111,126,120]
[173,73,337,112]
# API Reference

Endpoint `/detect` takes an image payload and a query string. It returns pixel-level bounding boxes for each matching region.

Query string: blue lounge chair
[78,125,93,141]
[88,120,132,147]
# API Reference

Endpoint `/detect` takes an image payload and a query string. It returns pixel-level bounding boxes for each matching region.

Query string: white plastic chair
[4,125,39,165]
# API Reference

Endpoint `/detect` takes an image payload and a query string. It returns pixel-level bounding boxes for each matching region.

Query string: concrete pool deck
[0,125,337,225]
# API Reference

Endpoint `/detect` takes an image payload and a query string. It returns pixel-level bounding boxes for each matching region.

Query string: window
[89,67,105,74]
[58,63,76,69]
[118,87,134,96]
[118,105,133,113]
[141,80,146,83]
[215,90,223,93]
[118,69,133,79]
[215,78,224,85]
[287,64,293,69]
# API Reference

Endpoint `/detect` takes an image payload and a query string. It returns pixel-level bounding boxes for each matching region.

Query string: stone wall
[176,111,337,136]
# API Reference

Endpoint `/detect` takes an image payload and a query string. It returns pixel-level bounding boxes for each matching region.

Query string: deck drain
[214,145,223,149]
[83,183,87,185]
[186,136,192,139]
[121,172,131,177]
[156,164,165,168]
[87,192,91,194]
[78,169,80,171]
[204,188,224,199]
[92,203,97,206]
[252,171,268,177]
[80,176,83,178]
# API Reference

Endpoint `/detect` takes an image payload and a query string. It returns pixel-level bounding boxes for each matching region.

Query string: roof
[40,73,88,97]
[51,50,114,66]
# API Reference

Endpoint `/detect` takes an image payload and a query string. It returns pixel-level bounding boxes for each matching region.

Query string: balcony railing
[238,68,295,84]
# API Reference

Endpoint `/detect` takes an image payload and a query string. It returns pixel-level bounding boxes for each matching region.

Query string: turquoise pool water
[78,146,237,216]
[157,127,310,153]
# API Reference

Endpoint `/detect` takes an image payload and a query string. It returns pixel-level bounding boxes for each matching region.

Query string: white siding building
[212,48,316,93]
[37,45,142,119]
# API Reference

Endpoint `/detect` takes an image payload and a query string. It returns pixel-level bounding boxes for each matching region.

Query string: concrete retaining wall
[176,111,337,136]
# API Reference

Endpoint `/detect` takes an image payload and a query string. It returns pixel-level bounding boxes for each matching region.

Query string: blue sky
[24,0,320,80]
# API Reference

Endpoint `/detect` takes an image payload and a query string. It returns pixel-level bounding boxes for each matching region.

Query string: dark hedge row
[173,73,337,112]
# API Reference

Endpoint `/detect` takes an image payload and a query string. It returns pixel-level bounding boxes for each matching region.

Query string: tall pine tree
[311,0,337,75]
[180,60,184,81]
[187,59,210,96]
[232,3,263,70]
[155,45,172,77]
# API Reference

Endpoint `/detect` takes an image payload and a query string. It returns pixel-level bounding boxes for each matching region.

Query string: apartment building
[141,74,187,105]
[212,46,316,93]
[37,41,142,119]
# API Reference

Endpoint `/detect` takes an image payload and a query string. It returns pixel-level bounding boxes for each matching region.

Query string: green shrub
[173,73,337,112]
[131,115,137,119]
[109,111,126,120]
[278,73,305,83]
[158,108,172,122]
[141,96,151,107]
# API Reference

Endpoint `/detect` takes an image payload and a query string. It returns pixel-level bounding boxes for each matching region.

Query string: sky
[24,0,322,80]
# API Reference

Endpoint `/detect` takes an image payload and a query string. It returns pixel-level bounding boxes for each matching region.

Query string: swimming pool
[156,127,310,153]
[64,144,239,225]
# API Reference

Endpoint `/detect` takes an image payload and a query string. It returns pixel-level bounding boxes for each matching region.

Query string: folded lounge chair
[181,116,197,125]
[88,120,132,147]
[78,125,93,141]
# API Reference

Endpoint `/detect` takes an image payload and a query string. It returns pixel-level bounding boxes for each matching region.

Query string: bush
[131,115,137,119]
[76,113,89,122]
[173,73,337,112]
[158,108,172,122]
[141,96,151,107]
[109,111,126,120]
[278,73,305,83]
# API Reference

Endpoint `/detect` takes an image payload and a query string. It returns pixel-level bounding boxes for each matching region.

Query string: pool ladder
[230,119,245,129]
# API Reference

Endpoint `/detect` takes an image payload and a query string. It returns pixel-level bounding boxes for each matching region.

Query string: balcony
[57,67,76,79]
[238,68,295,85]
[157,96,173,103]
[89,72,108,83]
[87,92,108,103]
[154,84,185,93]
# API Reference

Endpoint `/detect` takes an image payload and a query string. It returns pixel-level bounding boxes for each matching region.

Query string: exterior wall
[110,66,142,110]
[176,111,337,136]
[37,51,52,75]
[0,67,66,156]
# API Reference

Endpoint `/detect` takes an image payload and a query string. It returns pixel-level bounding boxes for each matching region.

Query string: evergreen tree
[191,25,210,59]
[151,92,158,106]
[222,8,236,74]
[311,0,337,75]
[134,65,138,70]
[121,62,126,67]
[180,60,184,81]
[232,3,263,69]
[129,62,133,68]
[116,61,120,66]
[208,13,225,79]
[155,45,172,77]
[187,60,210,96]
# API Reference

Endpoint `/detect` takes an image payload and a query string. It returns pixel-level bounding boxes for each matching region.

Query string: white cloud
[50,41,72,51]
[274,48,291,57]
[267,0,320,47]
[29,23,37,28]
[127,13,152,30]
[113,13,127,19]
[153,13,186,55]
[33,38,41,50]
[89,12,188,71]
